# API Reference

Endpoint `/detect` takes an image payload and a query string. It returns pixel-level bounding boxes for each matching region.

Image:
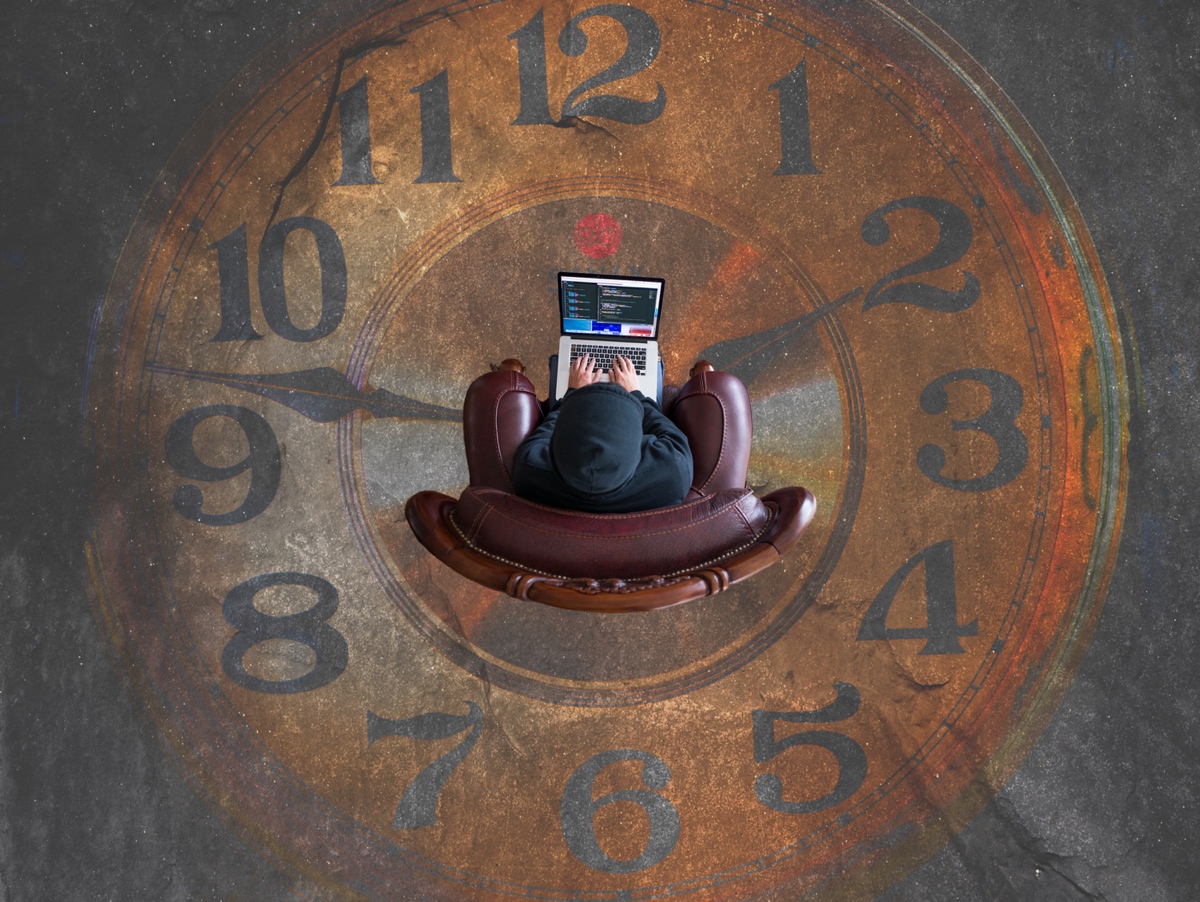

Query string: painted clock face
[87,0,1127,898]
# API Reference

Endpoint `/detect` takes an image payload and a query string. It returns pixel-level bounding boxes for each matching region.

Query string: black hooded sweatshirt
[511,383,693,513]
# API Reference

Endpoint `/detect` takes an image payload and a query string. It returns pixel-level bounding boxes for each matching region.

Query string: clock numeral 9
[210,216,347,343]
[857,540,978,654]
[368,702,483,829]
[919,368,1029,492]
[221,571,349,694]
[560,749,680,874]
[164,405,281,525]
[753,682,867,815]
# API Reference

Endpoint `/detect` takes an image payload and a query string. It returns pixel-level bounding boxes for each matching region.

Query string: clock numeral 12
[210,216,347,342]
[367,702,484,829]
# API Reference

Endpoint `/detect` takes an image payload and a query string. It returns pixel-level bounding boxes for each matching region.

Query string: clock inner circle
[343,182,865,704]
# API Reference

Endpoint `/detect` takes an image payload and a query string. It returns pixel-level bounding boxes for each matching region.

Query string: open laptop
[554,272,664,401]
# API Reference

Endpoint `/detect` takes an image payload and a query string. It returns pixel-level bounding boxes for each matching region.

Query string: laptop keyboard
[570,343,648,375]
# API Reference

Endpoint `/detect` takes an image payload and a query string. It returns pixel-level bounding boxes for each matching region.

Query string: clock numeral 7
[367,702,484,829]
[753,682,867,815]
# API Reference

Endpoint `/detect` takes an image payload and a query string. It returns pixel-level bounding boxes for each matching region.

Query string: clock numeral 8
[753,683,867,815]
[221,571,349,694]
[560,749,680,873]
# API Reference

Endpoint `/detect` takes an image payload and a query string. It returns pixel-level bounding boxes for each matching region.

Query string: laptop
[554,272,664,401]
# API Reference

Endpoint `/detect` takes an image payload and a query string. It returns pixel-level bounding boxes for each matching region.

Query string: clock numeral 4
[210,216,347,342]
[753,682,867,815]
[560,749,680,873]
[368,702,484,829]
[857,540,978,654]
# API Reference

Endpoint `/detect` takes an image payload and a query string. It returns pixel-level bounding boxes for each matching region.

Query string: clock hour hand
[696,287,862,385]
[145,365,462,423]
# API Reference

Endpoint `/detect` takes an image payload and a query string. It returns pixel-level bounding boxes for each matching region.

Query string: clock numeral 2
[210,216,347,342]
[165,405,281,525]
[368,702,483,829]
[560,749,679,873]
[222,572,349,694]
[857,540,978,654]
[753,683,867,814]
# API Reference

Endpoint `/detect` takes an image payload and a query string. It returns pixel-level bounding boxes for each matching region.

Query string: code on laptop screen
[560,274,663,337]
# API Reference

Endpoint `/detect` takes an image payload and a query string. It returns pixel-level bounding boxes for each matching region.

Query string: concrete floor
[2,0,1197,898]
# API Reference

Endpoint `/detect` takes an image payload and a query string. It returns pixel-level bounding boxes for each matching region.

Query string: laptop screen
[559,272,664,339]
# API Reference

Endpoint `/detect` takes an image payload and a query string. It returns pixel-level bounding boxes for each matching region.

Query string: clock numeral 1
[753,683,867,814]
[857,540,978,654]
[560,749,679,873]
[333,74,380,185]
[164,405,281,525]
[771,58,820,175]
[221,572,349,694]
[367,702,483,829]
[209,216,347,342]
[919,368,1029,492]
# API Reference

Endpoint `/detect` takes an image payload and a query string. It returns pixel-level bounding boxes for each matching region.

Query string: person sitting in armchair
[511,354,693,513]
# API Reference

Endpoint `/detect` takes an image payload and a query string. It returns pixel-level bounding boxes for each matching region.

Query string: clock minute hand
[144,365,462,423]
[696,287,863,385]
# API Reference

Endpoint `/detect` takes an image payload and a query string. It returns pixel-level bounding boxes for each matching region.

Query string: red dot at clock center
[574,212,622,259]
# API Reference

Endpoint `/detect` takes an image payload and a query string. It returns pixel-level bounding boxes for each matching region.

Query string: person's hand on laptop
[610,356,639,393]
[568,353,601,389]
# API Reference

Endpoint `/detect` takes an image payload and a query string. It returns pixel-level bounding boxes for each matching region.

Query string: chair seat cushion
[449,486,772,580]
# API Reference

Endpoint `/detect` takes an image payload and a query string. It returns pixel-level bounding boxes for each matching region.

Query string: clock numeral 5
[210,216,347,342]
[221,571,349,694]
[857,540,978,654]
[165,405,281,525]
[560,749,680,873]
[753,682,867,815]
[367,702,484,829]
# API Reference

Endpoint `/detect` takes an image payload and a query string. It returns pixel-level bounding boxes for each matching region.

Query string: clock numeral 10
[210,216,347,343]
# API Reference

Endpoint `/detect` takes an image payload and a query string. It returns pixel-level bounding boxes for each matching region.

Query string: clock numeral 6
[561,749,680,873]
[857,540,978,654]
[164,405,281,525]
[367,702,484,829]
[919,368,1029,492]
[221,572,349,694]
[753,682,867,815]
[210,216,347,343]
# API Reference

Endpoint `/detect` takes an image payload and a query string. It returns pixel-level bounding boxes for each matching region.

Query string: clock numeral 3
[210,216,347,342]
[919,368,1029,492]
[753,683,867,815]
[511,5,667,126]
[857,540,978,654]
[861,196,980,313]
[560,749,680,873]
[164,405,281,525]
[221,572,349,694]
[367,702,483,829]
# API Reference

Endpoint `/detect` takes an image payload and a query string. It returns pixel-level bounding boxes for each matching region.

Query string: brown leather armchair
[405,360,816,613]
